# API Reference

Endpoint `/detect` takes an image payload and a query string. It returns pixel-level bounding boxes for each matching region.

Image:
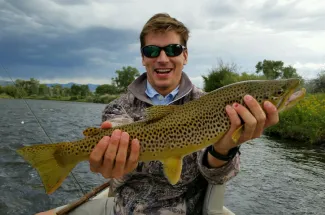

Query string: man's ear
[141,53,145,66]
[183,49,188,65]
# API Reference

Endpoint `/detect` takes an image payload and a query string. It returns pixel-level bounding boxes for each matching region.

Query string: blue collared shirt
[145,81,179,105]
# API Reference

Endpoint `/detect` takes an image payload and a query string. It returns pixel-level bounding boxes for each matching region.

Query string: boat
[54,183,235,215]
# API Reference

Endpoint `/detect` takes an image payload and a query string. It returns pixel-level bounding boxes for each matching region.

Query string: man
[39,13,279,215]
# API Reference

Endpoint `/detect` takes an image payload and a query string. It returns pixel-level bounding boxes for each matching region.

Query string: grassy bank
[265,93,325,145]
[0,93,13,99]
[0,93,119,104]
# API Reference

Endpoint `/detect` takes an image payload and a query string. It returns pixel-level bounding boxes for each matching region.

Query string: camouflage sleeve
[101,94,135,126]
[196,149,240,184]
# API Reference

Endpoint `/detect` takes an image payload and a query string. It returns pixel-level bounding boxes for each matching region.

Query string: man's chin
[154,81,172,89]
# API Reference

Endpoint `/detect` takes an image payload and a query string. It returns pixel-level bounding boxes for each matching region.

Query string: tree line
[1,60,324,103]
[202,59,325,93]
[0,66,140,103]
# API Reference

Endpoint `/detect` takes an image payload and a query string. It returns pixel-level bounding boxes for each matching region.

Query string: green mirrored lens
[165,45,175,56]
[166,44,183,56]
[143,46,160,57]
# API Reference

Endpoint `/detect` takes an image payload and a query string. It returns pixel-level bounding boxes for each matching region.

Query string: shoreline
[0,94,119,104]
[2,94,324,146]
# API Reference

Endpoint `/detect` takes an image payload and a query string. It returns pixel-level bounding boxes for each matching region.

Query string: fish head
[257,78,306,112]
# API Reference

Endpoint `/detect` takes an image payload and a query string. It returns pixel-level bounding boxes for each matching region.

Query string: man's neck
[146,80,180,97]
[156,87,175,97]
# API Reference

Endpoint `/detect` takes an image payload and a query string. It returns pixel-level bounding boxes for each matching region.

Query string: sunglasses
[141,44,187,58]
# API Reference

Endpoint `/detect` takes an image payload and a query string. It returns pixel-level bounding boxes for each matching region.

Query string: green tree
[71,84,82,96]
[255,60,283,79]
[309,70,325,93]
[28,78,40,95]
[52,84,63,97]
[62,87,71,97]
[112,66,140,92]
[39,84,49,96]
[202,60,239,92]
[80,85,90,97]
[95,84,118,95]
[3,85,20,97]
[14,78,40,96]
[255,60,301,79]
[282,65,300,79]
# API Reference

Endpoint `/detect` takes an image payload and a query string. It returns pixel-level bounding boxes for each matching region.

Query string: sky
[0,0,324,88]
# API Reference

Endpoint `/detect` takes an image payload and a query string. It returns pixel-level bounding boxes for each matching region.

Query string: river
[0,99,324,215]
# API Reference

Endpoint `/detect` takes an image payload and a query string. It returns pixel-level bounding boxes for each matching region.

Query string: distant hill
[0,80,100,92]
[45,82,100,92]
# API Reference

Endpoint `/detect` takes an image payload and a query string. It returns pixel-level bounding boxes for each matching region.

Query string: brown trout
[16,79,306,194]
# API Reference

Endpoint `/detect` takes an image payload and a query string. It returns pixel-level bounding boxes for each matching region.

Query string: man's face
[142,31,188,96]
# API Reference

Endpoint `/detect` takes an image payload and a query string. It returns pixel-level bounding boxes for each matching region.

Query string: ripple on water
[224,136,325,215]
[1,99,324,215]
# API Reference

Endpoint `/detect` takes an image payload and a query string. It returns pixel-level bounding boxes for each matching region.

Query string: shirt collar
[145,80,179,99]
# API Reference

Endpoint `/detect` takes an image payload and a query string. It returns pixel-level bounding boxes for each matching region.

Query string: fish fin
[16,142,78,194]
[83,127,102,136]
[232,125,243,144]
[161,156,183,185]
[145,105,179,121]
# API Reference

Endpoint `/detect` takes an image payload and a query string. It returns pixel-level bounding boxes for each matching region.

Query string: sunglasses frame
[141,44,187,58]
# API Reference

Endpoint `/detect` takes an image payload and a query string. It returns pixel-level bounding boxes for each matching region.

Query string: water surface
[0,99,324,215]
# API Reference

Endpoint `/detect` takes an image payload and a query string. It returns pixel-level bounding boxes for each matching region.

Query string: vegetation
[112,66,140,92]
[202,59,325,145]
[202,59,266,92]
[0,66,140,104]
[264,93,325,144]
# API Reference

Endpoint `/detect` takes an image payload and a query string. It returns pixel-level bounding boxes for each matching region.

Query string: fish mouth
[277,80,306,112]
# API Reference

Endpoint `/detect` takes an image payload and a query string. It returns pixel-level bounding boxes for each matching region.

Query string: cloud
[0,0,324,86]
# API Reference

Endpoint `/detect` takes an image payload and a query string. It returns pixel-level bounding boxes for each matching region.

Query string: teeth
[155,69,172,73]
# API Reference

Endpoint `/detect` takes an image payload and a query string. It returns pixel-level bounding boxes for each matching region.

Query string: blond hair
[140,13,190,48]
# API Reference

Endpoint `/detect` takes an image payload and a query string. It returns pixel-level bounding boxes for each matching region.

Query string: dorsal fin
[83,127,102,136]
[145,105,179,121]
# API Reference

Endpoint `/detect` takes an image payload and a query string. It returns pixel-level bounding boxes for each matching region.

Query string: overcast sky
[1,0,324,88]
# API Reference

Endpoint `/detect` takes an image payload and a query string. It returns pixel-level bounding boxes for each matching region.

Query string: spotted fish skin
[81,78,304,160]
[16,78,306,194]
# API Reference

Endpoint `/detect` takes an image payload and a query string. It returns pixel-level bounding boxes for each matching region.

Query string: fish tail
[16,142,78,194]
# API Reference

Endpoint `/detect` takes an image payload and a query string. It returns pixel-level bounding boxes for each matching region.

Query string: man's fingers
[102,129,121,178]
[125,139,140,172]
[243,95,266,138]
[89,136,110,172]
[232,102,256,142]
[112,132,130,178]
[225,105,242,134]
[101,121,112,129]
[263,101,279,128]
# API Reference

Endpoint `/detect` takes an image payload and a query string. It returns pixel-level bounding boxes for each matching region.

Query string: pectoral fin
[232,125,243,144]
[161,156,183,185]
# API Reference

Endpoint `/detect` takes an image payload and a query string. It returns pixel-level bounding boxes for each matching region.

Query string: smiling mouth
[154,69,172,74]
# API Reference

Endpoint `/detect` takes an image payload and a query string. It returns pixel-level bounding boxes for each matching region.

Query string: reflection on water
[224,136,325,215]
[0,99,324,215]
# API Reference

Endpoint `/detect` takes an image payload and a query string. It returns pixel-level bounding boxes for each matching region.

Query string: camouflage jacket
[101,72,240,215]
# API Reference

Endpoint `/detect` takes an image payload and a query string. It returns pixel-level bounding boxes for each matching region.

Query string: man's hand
[208,95,279,167]
[89,121,140,179]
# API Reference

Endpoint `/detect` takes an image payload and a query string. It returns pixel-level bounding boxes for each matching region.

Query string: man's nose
[157,50,169,63]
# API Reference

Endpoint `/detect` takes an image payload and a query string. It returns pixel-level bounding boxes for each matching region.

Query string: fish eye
[277,89,284,95]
